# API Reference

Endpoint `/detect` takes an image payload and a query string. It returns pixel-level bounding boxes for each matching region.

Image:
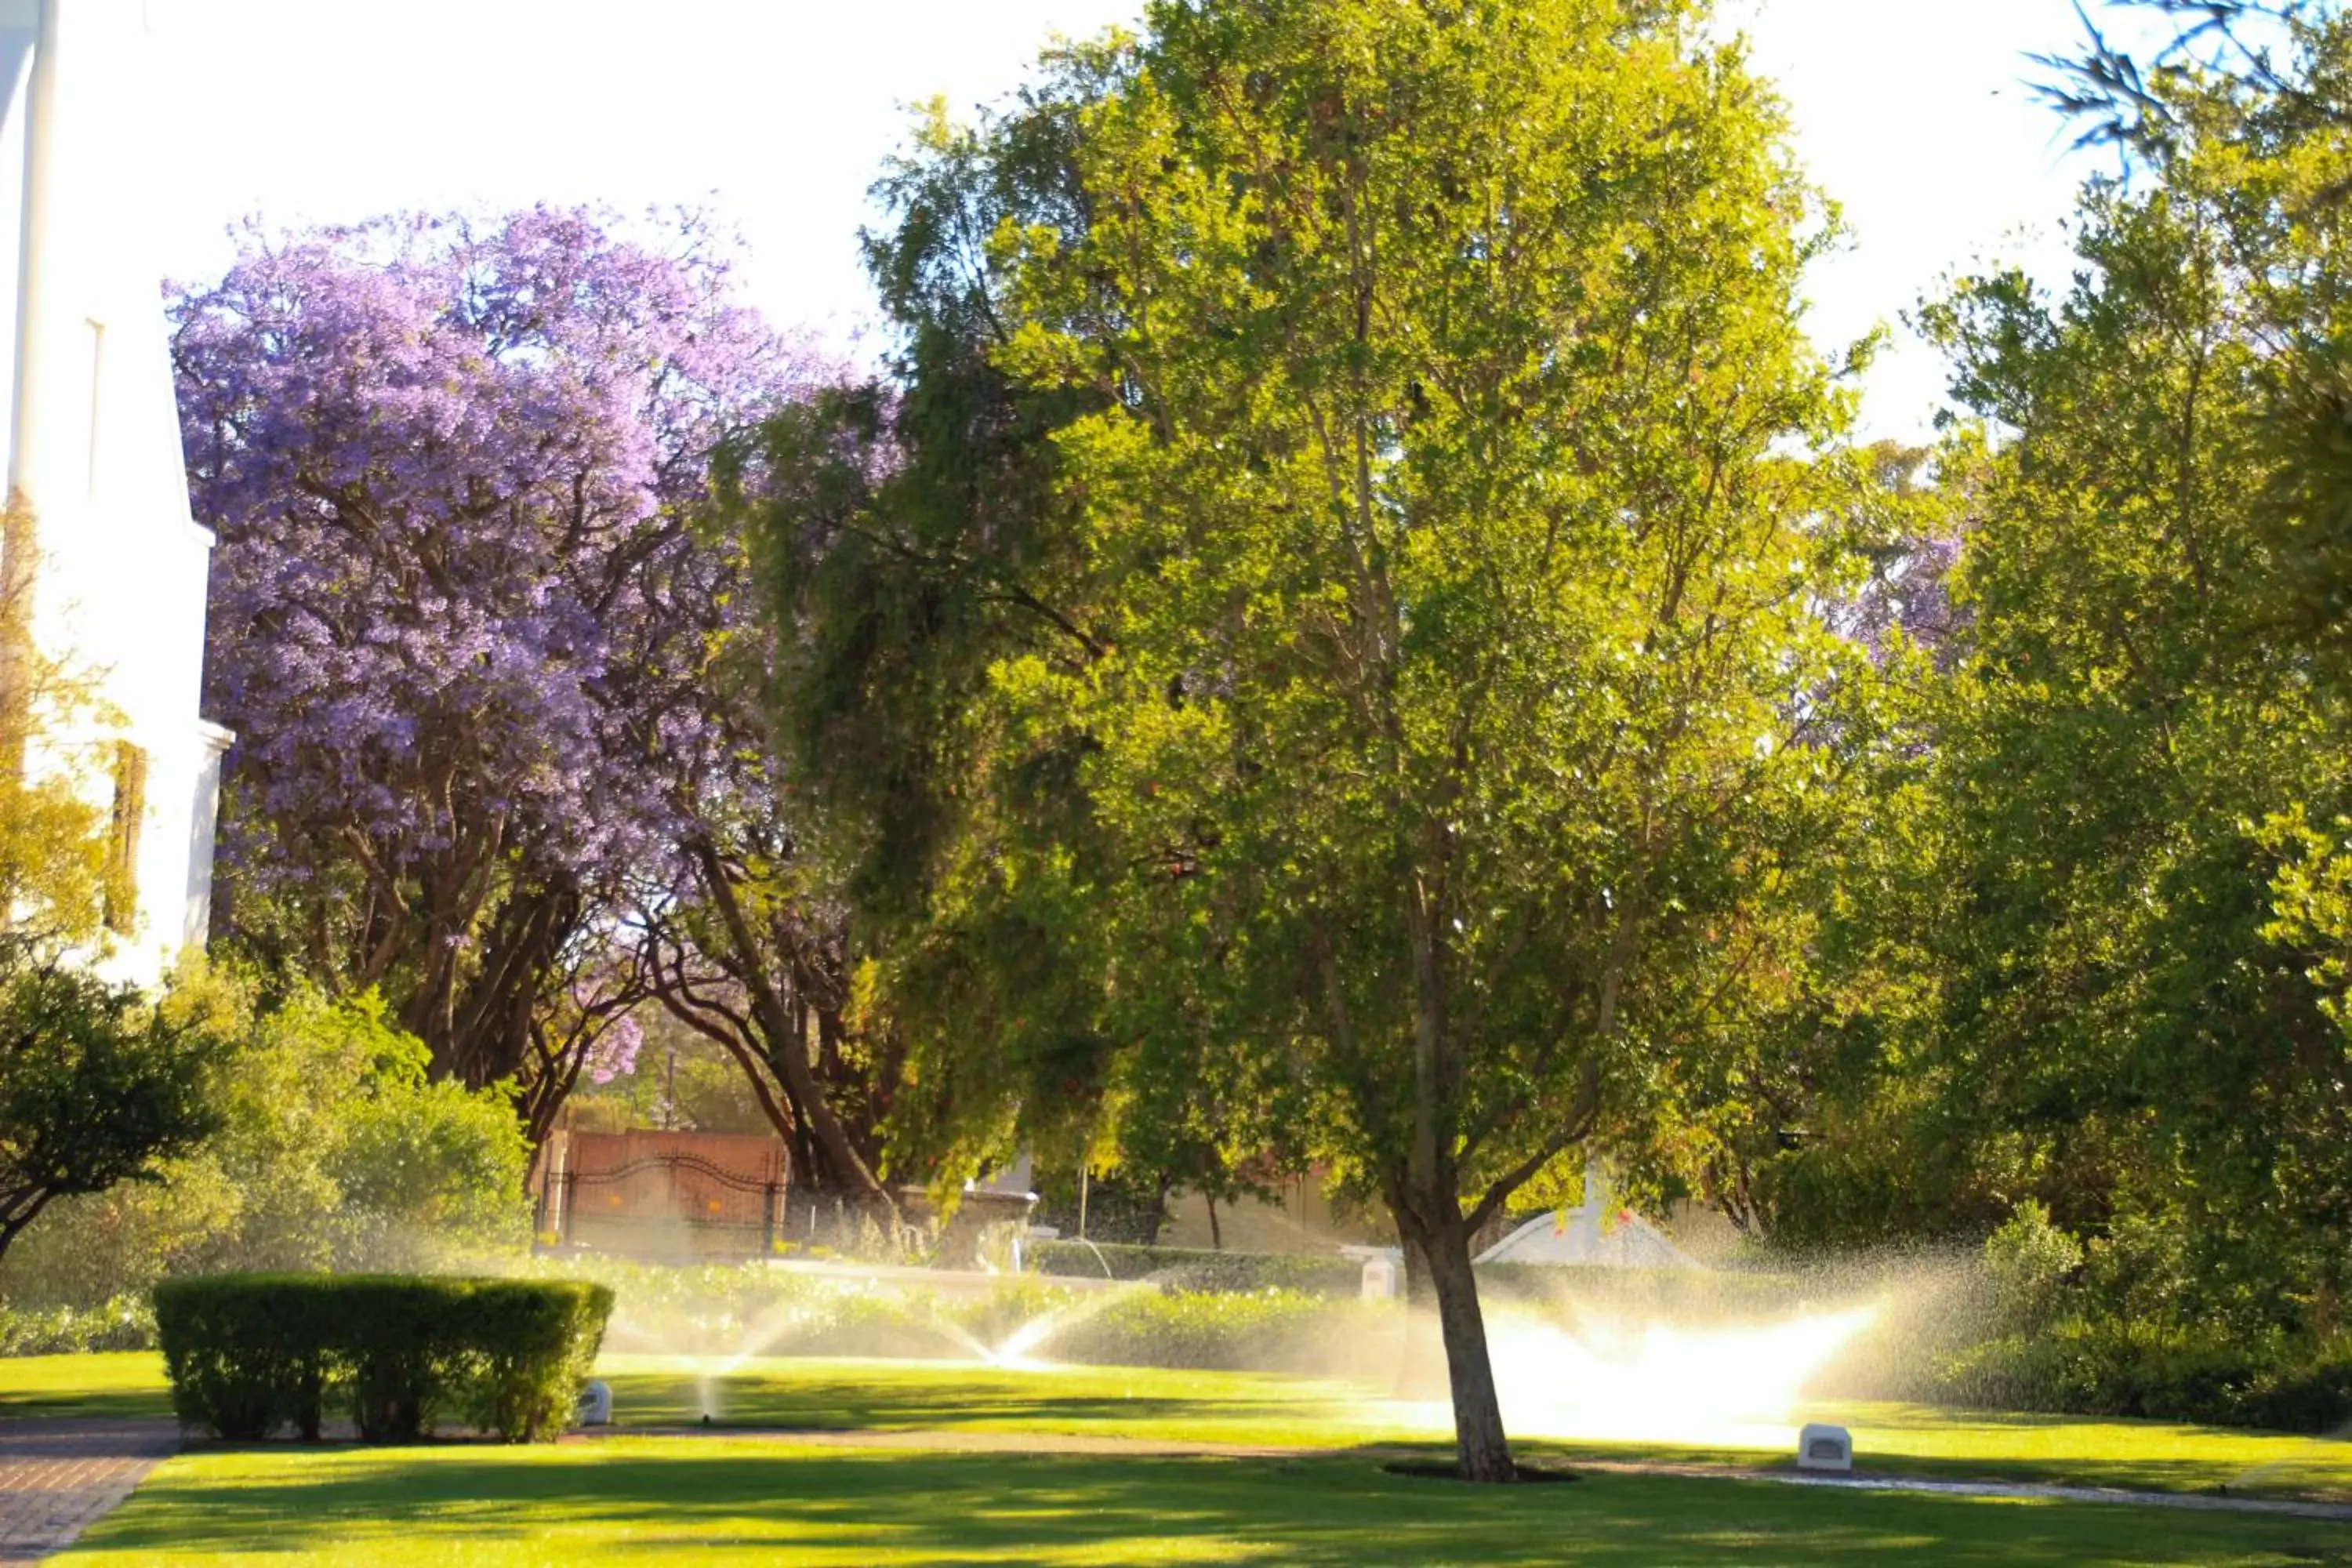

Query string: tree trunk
[1148,1175,1171,1246]
[1206,1194,1221,1250]
[1417,1201,1515,1482]
[689,839,897,1221]
[1394,1228,1449,1400]
[0,1189,49,1265]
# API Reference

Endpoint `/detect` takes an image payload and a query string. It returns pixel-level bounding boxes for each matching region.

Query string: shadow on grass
[339,1365,2352,1508]
[0,1388,175,1423]
[69,1444,2352,1567]
[1501,1435,2352,1504]
[0,1354,174,1425]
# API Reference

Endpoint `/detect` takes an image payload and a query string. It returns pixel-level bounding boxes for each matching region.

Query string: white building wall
[0,0,223,985]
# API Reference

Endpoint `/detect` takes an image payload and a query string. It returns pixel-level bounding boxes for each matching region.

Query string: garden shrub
[539,1257,818,1352]
[1935,1329,2074,1413]
[1029,1242,1360,1296]
[947,1277,1069,1348]
[1038,1287,1381,1373]
[2235,1337,2352,1432]
[1,989,531,1332]
[2031,1319,2352,1431]
[151,1274,340,1440]
[152,1274,612,1443]
[337,1280,456,1442]
[1915,1207,2352,1432]
[532,1253,1396,1374]
[455,1279,616,1442]
[0,1294,154,1356]
[1980,1201,2082,1333]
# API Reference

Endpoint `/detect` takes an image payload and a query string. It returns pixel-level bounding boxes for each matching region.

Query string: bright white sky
[140,0,2163,441]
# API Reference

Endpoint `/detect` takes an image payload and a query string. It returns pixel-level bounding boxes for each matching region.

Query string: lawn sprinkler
[1796,1423,1853,1473]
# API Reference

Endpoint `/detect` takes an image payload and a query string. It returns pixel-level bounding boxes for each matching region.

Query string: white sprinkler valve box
[1797,1423,1853,1473]
[576,1379,613,1428]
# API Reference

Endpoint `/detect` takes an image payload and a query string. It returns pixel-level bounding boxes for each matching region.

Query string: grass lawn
[56,1438,2352,1567]
[13,1352,2352,1563]
[586,1356,2352,1503]
[10,1350,2352,1501]
[0,1351,180,1421]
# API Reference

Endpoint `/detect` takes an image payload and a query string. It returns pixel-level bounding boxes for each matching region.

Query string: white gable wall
[0,0,224,985]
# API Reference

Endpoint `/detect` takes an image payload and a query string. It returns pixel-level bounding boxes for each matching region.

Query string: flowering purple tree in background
[1835,441,1969,668]
[172,208,816,1142]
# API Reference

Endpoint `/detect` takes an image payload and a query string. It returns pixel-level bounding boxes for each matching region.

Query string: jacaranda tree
[172,208,818,1139]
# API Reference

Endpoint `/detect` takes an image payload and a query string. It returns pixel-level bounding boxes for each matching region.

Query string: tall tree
[765,0,1881,1479]
[631,610,906,1211]
[172,209,814,1139]
[731,85,1130,1198]
[1831,5,2352,1329]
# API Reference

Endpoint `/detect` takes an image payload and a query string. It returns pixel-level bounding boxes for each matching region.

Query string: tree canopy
[756,0,1891,1479]
[1736,1,2352,1379]
[172,208,826,1139]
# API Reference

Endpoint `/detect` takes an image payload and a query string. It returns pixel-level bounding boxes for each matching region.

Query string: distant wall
[1155,1174,1391,1254]
[538,1128,787,1258]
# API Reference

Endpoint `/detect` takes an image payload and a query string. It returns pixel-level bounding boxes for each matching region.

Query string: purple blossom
[586,1014,644,1085]
[174,207,833,1096]
[1838,532,1967,668]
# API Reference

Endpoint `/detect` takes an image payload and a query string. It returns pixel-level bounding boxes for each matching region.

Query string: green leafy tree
[0,495,139,953]
[765,0,1882,1479]
[2,984,530,1303]
[728,78,1132,1198]
[1819,9,2352,1351]
[0,964,227,1260]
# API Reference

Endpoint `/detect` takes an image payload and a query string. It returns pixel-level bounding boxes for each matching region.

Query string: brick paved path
[0,1421,176,1563]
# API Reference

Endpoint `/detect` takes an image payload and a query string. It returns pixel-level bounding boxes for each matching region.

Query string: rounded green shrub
[152,1274,612,1443]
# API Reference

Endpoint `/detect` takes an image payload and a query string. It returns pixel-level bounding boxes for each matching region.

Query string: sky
[137,0,2162,441]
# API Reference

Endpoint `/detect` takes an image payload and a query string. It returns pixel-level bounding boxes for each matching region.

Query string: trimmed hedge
[1041,1287,1388,1373]
[152,1274,611,1443]
[1029,1242,1362,1296]
[1475,1261,1810,1317]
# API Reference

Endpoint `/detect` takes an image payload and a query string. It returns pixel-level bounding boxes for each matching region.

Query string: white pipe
[6,0,56,506]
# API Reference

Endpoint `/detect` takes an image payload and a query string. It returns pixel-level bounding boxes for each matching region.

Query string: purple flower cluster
[1839,532,1968,669]
[173,209,828,1083]
[585,1013,645,1086]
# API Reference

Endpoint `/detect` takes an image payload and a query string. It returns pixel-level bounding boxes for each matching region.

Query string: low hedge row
[1475,1261,1809,1317]
[0,1294,154,1356]
[1043,1287,1391,1374]
[1937,1319,2352,1432]
[152,1274,612,1443]
[1025,1243,1814,1313]
[1028,1242,1362,1296]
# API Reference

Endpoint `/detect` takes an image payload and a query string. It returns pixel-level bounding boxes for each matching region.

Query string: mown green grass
[0,1352,176,1421]
[11,1350,2352,1502]
[593,1356,2352,1503]
[601,1353,1392,1446]
[58,1437,2352,1567]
